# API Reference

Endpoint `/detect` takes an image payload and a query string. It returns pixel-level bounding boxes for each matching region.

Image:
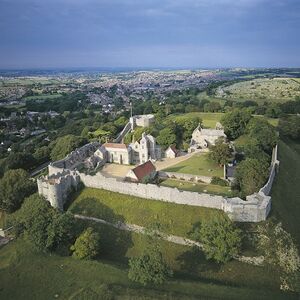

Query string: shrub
[211,176,228,186]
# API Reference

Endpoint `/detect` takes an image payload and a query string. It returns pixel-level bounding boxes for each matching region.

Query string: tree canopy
[71,227,100,260]
[0,169,36,212]
[128,242,173,285]
[50,134,86,161]
[221,109,252,140]
[209,139,232,166]
[10,194,74,252]
[235,158,269,197]
[191,215,242,263]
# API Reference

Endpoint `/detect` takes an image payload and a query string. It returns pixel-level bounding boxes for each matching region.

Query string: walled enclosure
[38,143,279,222]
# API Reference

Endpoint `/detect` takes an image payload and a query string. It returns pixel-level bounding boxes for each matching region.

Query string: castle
[37,115,279,222]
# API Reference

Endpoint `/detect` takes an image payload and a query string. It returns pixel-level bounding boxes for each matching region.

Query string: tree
[128,243,173,285]
[246,118,278,154]
[209,139,232,166]
[0,169,36,212]
[279,116,300,140]
[70,227,100,260]
[235,158,269,197]
[190,216,242,263]
[10,194,74,251]
[221,109,252,140]
[156,127,176,149]
[50,134,86,161]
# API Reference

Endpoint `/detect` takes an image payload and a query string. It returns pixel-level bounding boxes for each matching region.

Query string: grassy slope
[271,139,300,248]
[69,188,223,238]
[0,224,294,300]
[162,153,224,177]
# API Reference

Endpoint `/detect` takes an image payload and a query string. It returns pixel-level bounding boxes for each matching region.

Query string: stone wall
[113,121,132,143]
[38,145,280,223]
[158,171,212,184]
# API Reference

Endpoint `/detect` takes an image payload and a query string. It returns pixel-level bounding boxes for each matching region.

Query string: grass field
[160,178,232,197]
[162,153,224,177]
[24,93,62,100]
[69,187,223,238]
[0,235,294,300]
[168,112,278,128]
[271,139,300,248]
[215,78,300,103]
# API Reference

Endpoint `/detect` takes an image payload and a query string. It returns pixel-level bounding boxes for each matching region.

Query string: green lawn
[0,236,293,300]
[167,112,278,128]
[160,178,233,197]
[69,187,223,238]
[168,112,223,128]
[163,153,224,177]
[271,139,300,248]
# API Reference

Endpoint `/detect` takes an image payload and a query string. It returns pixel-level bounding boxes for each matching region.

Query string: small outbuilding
[126,160,157,183]
[165,145,180,159]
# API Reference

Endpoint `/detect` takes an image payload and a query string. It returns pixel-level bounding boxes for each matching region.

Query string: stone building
[189,123,226,152]
[165,145,180,159]
[129,132,161,164]
[126,160,157,182]
[95,143,131,165]
[130,114,155,129]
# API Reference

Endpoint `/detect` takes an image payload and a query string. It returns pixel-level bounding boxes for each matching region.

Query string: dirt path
[74,214,264,266]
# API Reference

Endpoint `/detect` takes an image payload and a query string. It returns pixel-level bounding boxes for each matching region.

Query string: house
[126,160,157,183]
[189,123,226,152]
[165,145,180,158]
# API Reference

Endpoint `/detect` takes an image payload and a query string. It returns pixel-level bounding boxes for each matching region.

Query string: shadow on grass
[71,201,133,264]
[70,197,125,223]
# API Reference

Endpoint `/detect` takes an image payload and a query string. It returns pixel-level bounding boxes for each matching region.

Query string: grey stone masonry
[37,142,279,222]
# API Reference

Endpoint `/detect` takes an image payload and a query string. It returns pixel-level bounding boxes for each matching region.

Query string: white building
[95,143,131,165]
[165,145,180,159]
[129,132,161,164]
[130,114,155,129]
[189,123,227,152]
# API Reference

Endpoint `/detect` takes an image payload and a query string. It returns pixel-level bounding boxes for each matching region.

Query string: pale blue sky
[0,0,299,69]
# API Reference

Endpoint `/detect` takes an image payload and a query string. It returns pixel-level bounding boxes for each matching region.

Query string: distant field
[0,78,60,86]
[215,78,300,103]
[24,93,62,100]
[168,112,278,128]
[160,178,232,197]
[162,153,224,178]
[69,187,223,238]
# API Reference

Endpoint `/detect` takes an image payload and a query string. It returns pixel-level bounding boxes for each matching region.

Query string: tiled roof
[103,143,128,149]
[132,160,156,181]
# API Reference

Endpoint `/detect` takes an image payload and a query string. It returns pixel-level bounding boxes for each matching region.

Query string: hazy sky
[0,0,299,69]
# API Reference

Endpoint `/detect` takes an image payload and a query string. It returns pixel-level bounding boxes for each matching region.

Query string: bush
[211,176,228,186]
[128,243,173,285]
[71,227,100,260]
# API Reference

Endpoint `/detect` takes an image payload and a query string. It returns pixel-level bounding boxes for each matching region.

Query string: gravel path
[74,214,264,266]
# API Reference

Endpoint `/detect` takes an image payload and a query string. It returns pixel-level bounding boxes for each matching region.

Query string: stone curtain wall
[79,172,224,209]
[113,122,132,143]
[38,145,280,222]
[259,145,279,196]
